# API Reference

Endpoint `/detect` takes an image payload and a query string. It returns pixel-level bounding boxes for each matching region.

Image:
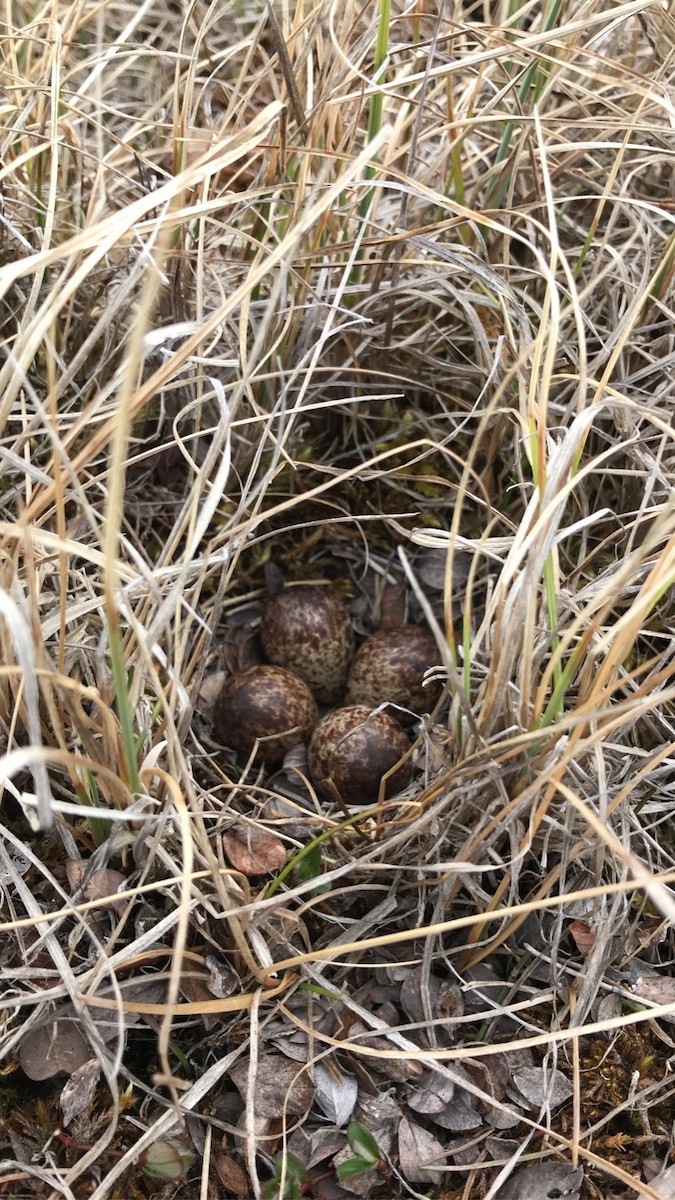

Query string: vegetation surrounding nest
[1,0,675,1197]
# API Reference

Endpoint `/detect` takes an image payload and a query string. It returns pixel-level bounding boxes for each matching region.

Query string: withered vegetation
[1,1,675,1197]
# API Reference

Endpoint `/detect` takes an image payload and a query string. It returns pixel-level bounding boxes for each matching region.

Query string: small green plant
[335,1122,385,1182]
[139,1137,194,1181]
[262,1152,308,1200]
[76,771,111,846]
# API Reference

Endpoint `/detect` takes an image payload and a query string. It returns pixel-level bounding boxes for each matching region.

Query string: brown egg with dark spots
[260,585,355,704]
[213,664,318,764]
[346,625,442,723]
[308,705,411,805]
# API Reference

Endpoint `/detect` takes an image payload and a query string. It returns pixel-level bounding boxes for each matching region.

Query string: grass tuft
[0,1,674,1197]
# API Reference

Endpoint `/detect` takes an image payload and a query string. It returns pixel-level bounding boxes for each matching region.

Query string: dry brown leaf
[509,1066,573,1110]
[345,1020,423,1081]
[179,972,219,1030]
[633,974,675,1004]
[568,919,595,954]
[60,1058,101,1127]
[355,1090,402,1128]
[66,860,127,916]
[641,1156,665,1183]
[485,1135,521,1161]
[206,954,238,999]
[430,1093,482,1132]
[20,1019,90,1081]
[230,1054,313,1118]
[490,1106,524,1130]
[222,825,287,876]
[636,1163,675,1200]
[379,579,407,629]
[215,1151,249,1197]
[592,992,622,1025]
[399,967,463,1033]
[221,615,263,676]
[397,1116,444,1184]
[407,1071,455,1115]
[414,549,448,592]
[629,973,675,1027]
[198,668,227,711]
[269,1028,310,1063]
[496,1161,583,1199]
[314,1062,358,1127]
[462,1052,510,1108]
[415,549,472,594]
[293,1127,345,1169]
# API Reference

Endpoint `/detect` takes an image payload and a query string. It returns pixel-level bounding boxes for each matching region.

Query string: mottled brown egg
[260,585,355,704]
[308,705,411,805]
[213,665,318,764]
[346,625,442,723]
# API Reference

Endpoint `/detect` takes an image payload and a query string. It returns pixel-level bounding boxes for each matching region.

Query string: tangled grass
[1,0,675,1196]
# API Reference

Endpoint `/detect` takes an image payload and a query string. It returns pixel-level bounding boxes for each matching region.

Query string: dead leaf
[374,1000,398,1027]
[592,992,622,1025]
[236,1111,270,1160]
[314,1173,352,1200]
[66,860,127,916]
[637,1163,675,1199]
[133,902,165,941]
[345,1020,423,1081]
[496,1161,584,1199]
[509,1066,573,1110]
[0,846,30,880]
[230,1054,313,1118]
[462,1052,510,1108]
[289,1126,344,1169]
[222,826,287,877]
[355,1090,402,1128]
[641,1157,664,1183]
[60,1058,101,1127]
[20,1019,90,1081]
[206,954,238,999]
[490,1105,524,1130]
[399,966,463,1033]
[445,1134,480,1167]
[414,549,448,592]
[461,961,505,1014]
[485,1135,520,1161]
[89,980,166,1037]
[222,617,263,675]
[269,1029,310,1063]
[314,1063,358,1127]
[199,668,227,710]
[568,919,595,954]
[397,1116,444,1184]
[407,1071,454,1115]
[216,1152,249,1197]
[633,974,675,1005]
[179,972,219,1030]
[379,579,407,629]
[430,1093,482,1132]
[416,549,471,594]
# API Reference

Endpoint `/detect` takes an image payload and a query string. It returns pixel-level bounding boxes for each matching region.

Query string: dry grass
[1,0,675,1196]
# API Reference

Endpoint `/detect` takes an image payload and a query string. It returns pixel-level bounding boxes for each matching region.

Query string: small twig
[266,0,305,128]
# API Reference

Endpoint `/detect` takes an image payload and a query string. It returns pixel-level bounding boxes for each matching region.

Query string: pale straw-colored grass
[0,0,674,1196]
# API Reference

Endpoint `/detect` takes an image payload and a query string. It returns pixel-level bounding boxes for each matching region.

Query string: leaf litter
[495,1161,584,1199]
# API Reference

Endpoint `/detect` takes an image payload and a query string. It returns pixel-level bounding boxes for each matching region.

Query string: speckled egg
[213,664,318,764]
[308,705,411,805]
[260,585,355,704]
[346,625,442,722]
